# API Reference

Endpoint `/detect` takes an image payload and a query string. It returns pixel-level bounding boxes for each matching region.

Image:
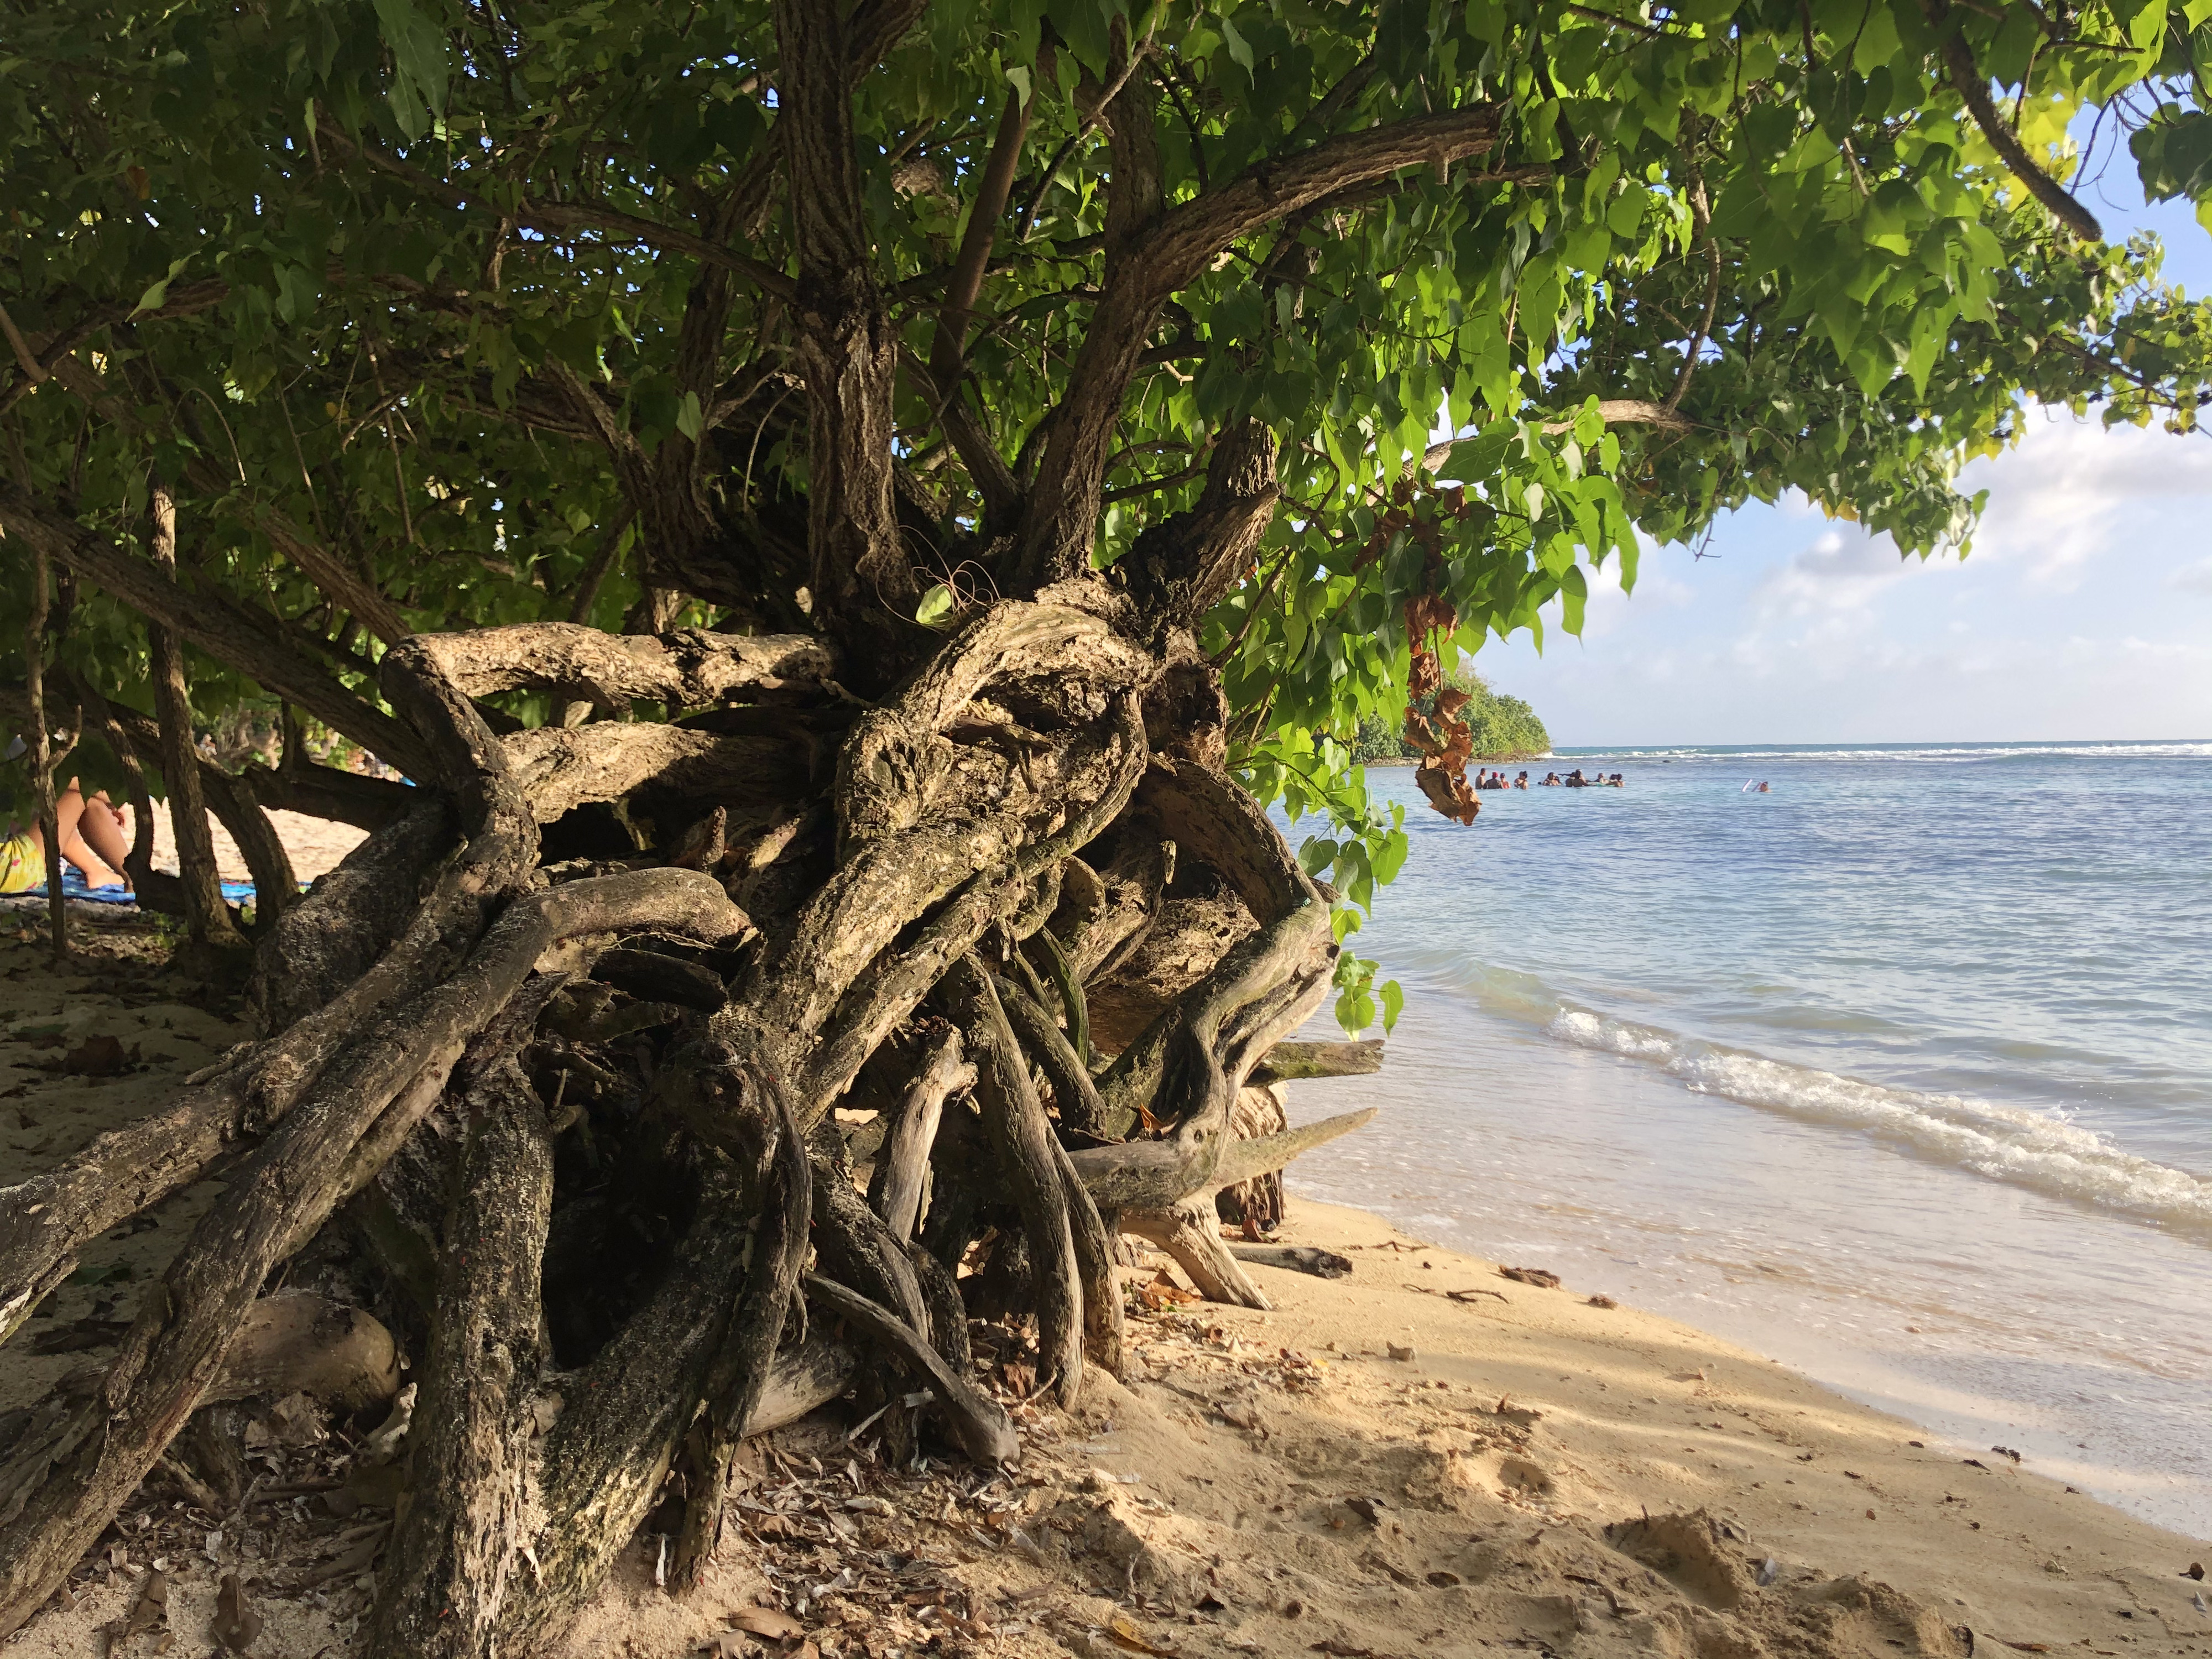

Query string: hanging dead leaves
[1344,480,1488,828]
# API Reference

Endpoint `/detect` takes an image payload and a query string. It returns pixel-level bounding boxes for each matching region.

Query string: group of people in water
[1470,768,1627,790]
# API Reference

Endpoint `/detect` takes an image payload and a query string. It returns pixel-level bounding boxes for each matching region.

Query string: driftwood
[1229,1244,1354,1280]
[1249,1039,1385,1085]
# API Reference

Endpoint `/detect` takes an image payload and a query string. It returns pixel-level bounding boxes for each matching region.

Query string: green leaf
[128,255,192,319]
[915,583,954,625]
[372,0,450,142]
[675,390,704,441]
[1380,979,1404,1034]
[1218,17,1255,75]
[1560,564,1588,635]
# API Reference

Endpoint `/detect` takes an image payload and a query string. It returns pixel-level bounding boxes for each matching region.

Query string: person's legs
[54,779,126,888]
[72,783,132,880]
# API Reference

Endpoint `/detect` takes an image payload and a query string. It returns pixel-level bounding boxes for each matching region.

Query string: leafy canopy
[5,0,2211,1030]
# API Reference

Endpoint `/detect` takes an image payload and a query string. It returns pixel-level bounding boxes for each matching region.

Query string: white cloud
[2169,557,2212,596]
[1747,528,1934,621]
[1962,413,2212,589]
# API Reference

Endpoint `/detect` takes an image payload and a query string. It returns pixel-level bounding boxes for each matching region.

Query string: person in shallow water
[1515,771,1530,789]
[0,777,132,894]
[1541,772,1561,786]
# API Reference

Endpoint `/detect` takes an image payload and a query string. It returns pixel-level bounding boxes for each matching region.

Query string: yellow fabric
[0,833,44,896]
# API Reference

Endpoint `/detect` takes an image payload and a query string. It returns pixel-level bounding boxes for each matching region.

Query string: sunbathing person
[0,778,132,895]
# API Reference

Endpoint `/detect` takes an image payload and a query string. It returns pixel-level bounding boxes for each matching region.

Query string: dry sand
[3,912,2208,1658]
[120,797,369,886]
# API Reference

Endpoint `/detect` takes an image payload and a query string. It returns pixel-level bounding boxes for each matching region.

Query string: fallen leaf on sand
[1138,1270,1200,1311]
[730,1606,807,1640]
[1586,1295,1618,1309]
[213,1572,262,1651]
[119,1567,168,1639]
[1108,1611,1178,1654]
[1425,1570,1462,1587]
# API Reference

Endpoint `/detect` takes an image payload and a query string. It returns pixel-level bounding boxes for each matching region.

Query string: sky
[1474,137,2212,749]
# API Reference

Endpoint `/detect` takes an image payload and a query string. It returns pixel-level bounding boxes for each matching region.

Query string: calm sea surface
[1276,742,2212,1538]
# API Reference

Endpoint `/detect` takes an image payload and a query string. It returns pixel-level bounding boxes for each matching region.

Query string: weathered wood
[1228,1244,1353,1280]
[1248,1038,1384,1085]
[148,481,247,951]
[1091,885,1335,1167]
[813,1161,931,1344]
[867,1028,972,1246]
[672,1070,811,1592]
[1069,1106,1378,1215]
[1121,1200,1271,1311]
[802,1276,1019,1465]
[503,723,808,824]
[997,975,1108,1140]
[588,946,731,1012]
[0,868,743,1639]
[365,998,556,1658]
[201,1292,403,1414]
[248,801,453,1035]
[418,622,833,709]
[947,956,1084,1408]
[1052,1134,1124,1375]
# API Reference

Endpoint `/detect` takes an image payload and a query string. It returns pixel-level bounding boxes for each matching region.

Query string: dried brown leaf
[731,1606,808,1641]
[213,1572,262,1651]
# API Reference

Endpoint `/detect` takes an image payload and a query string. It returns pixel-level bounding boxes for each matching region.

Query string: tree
[3,0,2209,1647]
[1353,666,1549,762]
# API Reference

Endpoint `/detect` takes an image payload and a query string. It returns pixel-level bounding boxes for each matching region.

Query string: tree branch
[775,0,909,647]
[1016,103,1505,588]
[1923,0,2101,241]
[0,481,429,776]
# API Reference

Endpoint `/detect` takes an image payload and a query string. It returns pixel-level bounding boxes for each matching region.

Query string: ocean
[1276,741,2212,1539]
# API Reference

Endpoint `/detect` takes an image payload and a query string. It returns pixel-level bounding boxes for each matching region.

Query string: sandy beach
[3,903,2206,1657]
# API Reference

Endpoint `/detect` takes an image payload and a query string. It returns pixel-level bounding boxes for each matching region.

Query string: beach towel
[14,865,259,906]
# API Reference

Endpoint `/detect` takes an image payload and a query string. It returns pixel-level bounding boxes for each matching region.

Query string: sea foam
[1545,1005,2212,1234]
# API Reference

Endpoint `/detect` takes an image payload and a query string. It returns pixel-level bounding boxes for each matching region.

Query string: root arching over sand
[0,592,1387,1652]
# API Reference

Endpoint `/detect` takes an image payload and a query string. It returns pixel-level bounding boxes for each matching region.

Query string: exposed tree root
[0,593,1401,1654]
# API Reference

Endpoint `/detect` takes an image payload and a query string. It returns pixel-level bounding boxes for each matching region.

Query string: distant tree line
[1354,670,1550,765]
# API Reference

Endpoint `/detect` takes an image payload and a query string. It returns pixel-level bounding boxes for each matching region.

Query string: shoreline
[5,923,2208,1655]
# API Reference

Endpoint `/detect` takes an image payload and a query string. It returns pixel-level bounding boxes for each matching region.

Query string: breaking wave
[1545,1004,2212,1236]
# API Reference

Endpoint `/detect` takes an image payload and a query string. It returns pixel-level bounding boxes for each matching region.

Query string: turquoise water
[1278,741,2212,1537]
